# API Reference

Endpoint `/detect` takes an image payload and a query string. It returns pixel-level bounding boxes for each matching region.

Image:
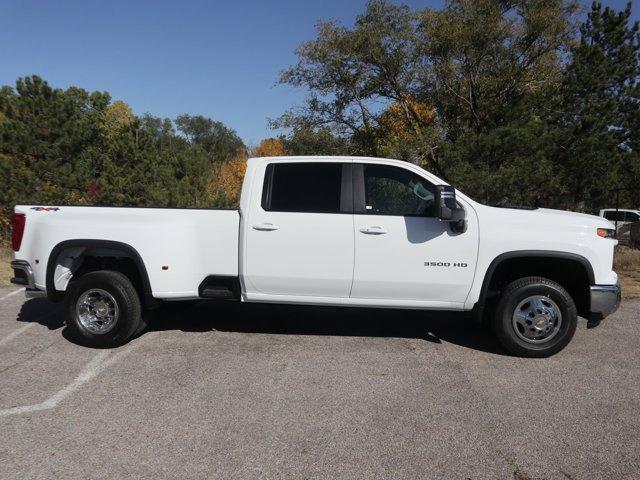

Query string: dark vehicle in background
[631,222,640,249]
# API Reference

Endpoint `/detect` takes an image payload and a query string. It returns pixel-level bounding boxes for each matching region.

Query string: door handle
[359,226,387,235]
[253,222,279,231]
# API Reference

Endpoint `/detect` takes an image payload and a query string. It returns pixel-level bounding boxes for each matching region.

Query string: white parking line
[0,345,135,417]
[0,323,36,347]
[0,289,24,302]
[0,311,58,347]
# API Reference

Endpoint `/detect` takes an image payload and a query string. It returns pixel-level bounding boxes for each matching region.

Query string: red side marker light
[11,213,26,252]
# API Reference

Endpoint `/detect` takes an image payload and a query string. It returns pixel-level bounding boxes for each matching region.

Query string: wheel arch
[475,250,595,320]
[46,239,153,303]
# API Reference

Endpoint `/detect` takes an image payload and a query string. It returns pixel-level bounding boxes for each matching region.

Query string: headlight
[597,228,616,238]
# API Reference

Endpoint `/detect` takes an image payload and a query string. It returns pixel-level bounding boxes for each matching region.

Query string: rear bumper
[10,260,34,288]
[590,283,621,321]
[10,260,46,298]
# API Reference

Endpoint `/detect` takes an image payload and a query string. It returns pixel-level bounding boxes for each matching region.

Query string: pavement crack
[512,465,535,480]
[559,469,575,479]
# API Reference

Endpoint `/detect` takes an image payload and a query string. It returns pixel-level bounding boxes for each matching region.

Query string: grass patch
[614,246,640,271]
[619,273,640,299]
[0,245,13,287]
[615,246,640,299]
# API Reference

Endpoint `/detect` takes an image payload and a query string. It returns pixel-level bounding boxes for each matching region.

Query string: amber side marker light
[597,228,615,238]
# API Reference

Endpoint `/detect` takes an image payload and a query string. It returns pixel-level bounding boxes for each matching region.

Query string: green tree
[94,114,213,208]
[0,75,110,205]
[284,126,351,156]
[274,1,420,156]
[0,75,246,240]
[276,0,579,206]
[175,114,245,162]
[555,1,640,210]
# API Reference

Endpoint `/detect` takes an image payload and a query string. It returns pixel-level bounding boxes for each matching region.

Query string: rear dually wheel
[64,270,142,348]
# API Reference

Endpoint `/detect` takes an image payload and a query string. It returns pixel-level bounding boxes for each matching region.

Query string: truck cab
[240,157,477,309]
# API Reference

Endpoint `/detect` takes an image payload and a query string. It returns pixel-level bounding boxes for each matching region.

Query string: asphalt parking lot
[0,286,638,479]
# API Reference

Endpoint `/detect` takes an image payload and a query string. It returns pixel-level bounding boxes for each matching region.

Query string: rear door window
[625,212,640,222]
[262,163,344,213]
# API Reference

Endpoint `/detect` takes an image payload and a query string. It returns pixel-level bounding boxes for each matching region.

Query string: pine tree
[557,2,640,210]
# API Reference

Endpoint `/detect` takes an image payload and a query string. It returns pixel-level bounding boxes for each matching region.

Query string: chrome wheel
[76,289,119,334]
[512,295,562,344]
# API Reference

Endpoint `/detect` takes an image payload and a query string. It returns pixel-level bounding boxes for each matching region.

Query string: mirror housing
[435,185,466,232]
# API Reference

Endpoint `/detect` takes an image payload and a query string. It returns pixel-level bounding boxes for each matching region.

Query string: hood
[479,205,615,231]
[536,208,614,229]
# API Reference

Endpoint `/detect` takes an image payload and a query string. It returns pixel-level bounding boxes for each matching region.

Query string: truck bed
[14,205,240,299]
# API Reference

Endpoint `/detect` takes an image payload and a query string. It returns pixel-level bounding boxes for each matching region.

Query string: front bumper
[590,283,621,321]
[10,260,46,298]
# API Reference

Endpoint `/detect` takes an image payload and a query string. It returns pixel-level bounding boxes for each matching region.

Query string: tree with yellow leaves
[252,138,288,157]
[376,96,442,173]
[99,100,135,145]
[206,151,248,208]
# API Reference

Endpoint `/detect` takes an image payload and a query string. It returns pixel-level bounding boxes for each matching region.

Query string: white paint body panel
[352,215,478,306]
[244,211,354,297]
[242,158,353,298]
[463,204,618,309]
[14,206,239,298]
[13,156,618,310]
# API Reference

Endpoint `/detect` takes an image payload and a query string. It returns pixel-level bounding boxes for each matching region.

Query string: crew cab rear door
[243,160,354,298]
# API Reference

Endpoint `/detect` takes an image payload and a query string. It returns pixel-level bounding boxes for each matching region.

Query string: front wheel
[492,276,577,357]
[64,270,143,348]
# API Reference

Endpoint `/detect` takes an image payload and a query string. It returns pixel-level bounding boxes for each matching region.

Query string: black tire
[64,270,142,348]
[492,276,577,358]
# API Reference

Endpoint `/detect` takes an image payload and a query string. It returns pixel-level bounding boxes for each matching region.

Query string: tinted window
[604,211,627,221]
[626,212,640,222]
[265,163,342,213]
[363,164,435,216]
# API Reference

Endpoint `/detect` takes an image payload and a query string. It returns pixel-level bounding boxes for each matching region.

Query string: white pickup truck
[10,156,621,357]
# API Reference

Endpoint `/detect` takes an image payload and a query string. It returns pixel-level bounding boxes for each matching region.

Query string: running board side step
[198,275,241,301]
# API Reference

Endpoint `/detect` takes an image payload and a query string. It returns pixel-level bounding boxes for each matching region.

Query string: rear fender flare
[46,239,152,303]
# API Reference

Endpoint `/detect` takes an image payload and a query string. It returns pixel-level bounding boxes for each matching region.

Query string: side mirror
[435,185,466,232]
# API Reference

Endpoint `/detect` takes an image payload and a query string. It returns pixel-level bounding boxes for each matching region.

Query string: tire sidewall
[65,272,140,347]
[496,280,577,356]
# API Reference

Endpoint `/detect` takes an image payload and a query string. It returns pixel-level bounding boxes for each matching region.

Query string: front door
[351,163,478,306]
[244,161,354,298]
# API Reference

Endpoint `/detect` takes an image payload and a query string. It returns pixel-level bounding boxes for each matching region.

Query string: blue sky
[1,0,637,145]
